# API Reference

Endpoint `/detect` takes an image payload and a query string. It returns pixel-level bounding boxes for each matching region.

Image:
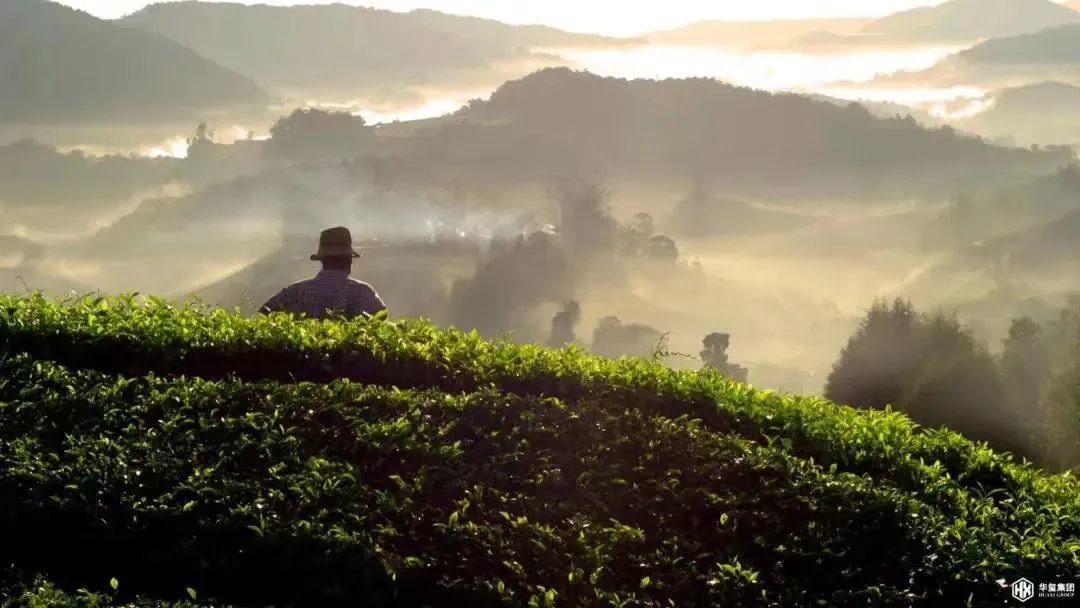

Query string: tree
[548,300,582,347]
[645,235,679,261]
[447,230,573,340]
[185,122,216,160]
[826,299,1025,457]
[1000,317,1050,423]
[553,179,617,254]
[1039,355,1080,471]
[591,316,664,359]
[825,299,920,411]
[700,332,749,383]
[1036,297,1080,470]
[188,122,212,146]
[268,108,373,160]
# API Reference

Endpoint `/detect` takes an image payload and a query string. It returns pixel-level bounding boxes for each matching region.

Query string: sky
[56,0,953,36]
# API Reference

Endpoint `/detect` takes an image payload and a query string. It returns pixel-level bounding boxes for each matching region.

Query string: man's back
[260,269,385,319]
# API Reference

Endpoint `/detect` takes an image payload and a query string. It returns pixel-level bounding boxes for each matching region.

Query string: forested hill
[953,23,1080,64]
[121,2,631,92]
[862,0,1080,41]
[0,0,266,123]
[454,68,1070,194]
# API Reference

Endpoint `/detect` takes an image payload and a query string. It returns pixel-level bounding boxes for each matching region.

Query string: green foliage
[0,293,1078,606]
[986,299,1080,470]
[825,299,1028,457]
[0,577,200,608]
[1032,298,1080,470]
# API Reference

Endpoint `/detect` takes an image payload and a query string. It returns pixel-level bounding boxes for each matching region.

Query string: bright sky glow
[56,0,956,35]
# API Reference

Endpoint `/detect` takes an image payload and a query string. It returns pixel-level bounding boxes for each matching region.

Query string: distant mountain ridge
[862,0,1080,41]
[453,68,1067,196]
[954,23,1080,64]
[882,23,1080,87]
[405,8,637,50]
[984,81,1080,115]
[644,19,870,48]
[787,0,1080,48]
[959,81,1080,147]
[907,205,1080,303]
[0,0,266,123]
[121,2,633,94]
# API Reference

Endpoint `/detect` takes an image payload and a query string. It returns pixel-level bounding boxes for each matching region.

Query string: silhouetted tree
[186,122,218,161]
[548,300,582,347]
[826,299,1024,456]
[701,332,749,383]
[268,108,373,160]
[1000,317,1051,422]
[447,230,573,340]
[591,316,663,359]
[1037,297,1080,470]
[645,235,679,261]
[826,299,920,410]
[554,179,617,253]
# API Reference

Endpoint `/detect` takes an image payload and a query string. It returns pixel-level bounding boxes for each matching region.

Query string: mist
[6,0,1080,470]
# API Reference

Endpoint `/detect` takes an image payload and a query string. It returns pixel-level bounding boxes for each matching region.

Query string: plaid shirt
[260,270,386,319]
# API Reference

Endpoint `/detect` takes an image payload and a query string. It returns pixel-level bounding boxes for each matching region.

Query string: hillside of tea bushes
[0,293,1078,607]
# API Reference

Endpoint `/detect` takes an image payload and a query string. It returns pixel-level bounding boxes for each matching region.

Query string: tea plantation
[0,294,1077,607]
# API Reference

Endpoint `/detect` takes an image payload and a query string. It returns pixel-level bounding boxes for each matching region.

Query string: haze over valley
[6,0,1080,456]
[8,2,1080,606]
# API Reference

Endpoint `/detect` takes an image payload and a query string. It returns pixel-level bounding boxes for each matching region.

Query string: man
[260,226,386,319]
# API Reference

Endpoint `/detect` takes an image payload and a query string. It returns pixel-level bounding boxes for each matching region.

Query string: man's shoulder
[347,278,379,293]
[282,277,319,291]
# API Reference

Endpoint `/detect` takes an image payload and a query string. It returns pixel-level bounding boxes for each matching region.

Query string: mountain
[960,81,1080,145]
[0,0,266,123]
[645,18,869,48]
[986,81,1080,111]
[863,0,1080,42]
[887,23,1080,87]
[453,68,1069,198]
[955,23,1080,64]
[0,138,193,240]
[405,8,638,51]
[121,2,631,94]
[902,166,1080,305]
[905,206,1080,307]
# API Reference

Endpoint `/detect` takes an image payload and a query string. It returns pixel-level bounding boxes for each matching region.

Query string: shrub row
[1,356,1070,606]
[1,294,1078,539]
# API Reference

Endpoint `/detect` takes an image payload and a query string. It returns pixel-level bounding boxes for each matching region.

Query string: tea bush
[0,294,1077,606]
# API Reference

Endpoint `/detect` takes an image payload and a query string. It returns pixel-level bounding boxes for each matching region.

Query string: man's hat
[310,226,362,261]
